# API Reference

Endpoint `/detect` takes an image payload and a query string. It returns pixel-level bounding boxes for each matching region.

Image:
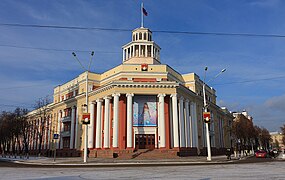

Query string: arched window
[144,33,147,40]
[133,35,135,41]
[136,33,138,41]
[139,32,142,40]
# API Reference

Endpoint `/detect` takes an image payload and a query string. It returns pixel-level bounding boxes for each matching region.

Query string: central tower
[122,27,161,64]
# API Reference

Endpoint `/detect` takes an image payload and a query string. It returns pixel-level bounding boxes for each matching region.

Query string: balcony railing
[61,116,71,122]
[61,130,71,137]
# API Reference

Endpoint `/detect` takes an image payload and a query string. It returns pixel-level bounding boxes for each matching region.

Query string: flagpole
[141,2,144,27]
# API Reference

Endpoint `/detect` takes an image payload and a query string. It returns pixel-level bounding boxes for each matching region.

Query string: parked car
[255,150,267,158]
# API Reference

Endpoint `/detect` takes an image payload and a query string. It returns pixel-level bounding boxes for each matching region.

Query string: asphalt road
[0,158,284,180]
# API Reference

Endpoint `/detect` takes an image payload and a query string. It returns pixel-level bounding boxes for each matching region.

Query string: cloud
[249,0,281,8]
[221,93,285,132]
[265,94,285,112]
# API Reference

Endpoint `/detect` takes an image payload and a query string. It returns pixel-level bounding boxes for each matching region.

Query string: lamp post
[202,67,226,161]
[72,51,94,163]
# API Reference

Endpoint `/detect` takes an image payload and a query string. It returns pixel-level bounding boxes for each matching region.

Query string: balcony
[61,130,71,137]
[61,116,71,123]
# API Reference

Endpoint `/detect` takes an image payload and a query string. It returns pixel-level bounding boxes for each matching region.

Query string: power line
[0,104,33,108]
[213,75,285,86]
[1,23,285,38]
[0,23,130,32]
[0,84,52,91]
[0,44,120,54]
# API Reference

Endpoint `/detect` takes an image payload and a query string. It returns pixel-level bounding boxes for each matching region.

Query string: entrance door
[135,134,155,150]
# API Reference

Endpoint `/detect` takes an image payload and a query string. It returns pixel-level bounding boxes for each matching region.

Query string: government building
[27,26,233,158]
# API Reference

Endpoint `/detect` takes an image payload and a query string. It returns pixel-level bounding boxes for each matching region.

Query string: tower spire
[141,2,144,28]
[141,2,148,28]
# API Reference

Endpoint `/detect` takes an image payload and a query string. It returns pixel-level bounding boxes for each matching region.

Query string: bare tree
[281,124,285,145]
[0,112,14,155]
[14,108,29,156]
[255,126,271,150]
[33,96,52,156]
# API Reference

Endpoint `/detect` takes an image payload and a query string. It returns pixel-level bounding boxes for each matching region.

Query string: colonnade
[171,94,199,148]
[123,44,160,61]
[29,93,199,152]
[86,93,198,150]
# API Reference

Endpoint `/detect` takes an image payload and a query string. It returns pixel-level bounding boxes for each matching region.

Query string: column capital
[90,101,96,105]
[112,93,121,97]
[126,93,134,97]
[103,96,112,100]
[72,106,76,109]
[157,93,166,98]
[170,93,177,98]
[179,96,184,101]
[96,98,103,103]
[185,99,190,103]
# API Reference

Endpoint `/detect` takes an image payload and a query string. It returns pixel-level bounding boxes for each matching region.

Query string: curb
[9,159,237,167]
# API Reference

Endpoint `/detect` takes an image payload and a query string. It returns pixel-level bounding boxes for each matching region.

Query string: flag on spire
[142,7,148,16]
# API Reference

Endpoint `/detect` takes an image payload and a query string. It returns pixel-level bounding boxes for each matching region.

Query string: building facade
[270,132,284,150]
[27,27,233,158]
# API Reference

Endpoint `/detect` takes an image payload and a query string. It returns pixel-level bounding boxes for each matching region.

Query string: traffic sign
[82,113,90,124]
[53,133,59,139]
[203,112,211,123]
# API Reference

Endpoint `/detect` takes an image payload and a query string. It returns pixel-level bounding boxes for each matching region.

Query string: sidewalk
[0,155,248,167]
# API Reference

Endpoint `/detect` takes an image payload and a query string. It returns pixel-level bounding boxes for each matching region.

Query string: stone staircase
[116,149,179,160]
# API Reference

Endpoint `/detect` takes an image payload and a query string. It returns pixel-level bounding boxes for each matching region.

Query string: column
[151,45,154,57]
[126,93,134,148]
[179,96,186,147]
[74,107,79,149]
[185,99,191,148]
[145,45,147,57]
[95,99,103,148]
[171,94,179,148]
[158,93,166,148]
[88,102,95,148]
[191,102,198,147]
[33,120,37,150]
[70,106,76,149]
[132,45,135,57]
[103,96,111,148]
[47,115,51,149]
[123,49,125,61]
[59,115,63,149]
[57,111,61,149]
[139,45,141,57]
[112,93,120,148]
[44,118,48,150]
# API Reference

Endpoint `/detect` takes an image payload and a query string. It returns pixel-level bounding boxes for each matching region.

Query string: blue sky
[0,0,285,131]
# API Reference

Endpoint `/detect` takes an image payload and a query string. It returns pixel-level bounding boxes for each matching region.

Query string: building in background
[27,26,233,158]
[270,132,284,150]
[232,110,255,155]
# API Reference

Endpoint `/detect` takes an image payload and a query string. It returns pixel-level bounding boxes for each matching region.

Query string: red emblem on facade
[141,64,148,71]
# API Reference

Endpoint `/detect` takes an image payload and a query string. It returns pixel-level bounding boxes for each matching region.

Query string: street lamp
[72,51,94,163]
[202,67,226,161]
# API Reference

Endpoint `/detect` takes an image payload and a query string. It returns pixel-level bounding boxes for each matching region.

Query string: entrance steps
[116,149,179,160]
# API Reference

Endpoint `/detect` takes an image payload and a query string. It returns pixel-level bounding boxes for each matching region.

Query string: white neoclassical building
[27,26,233,158]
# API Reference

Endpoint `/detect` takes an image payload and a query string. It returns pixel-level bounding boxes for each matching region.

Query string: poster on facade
[133,95,157,126]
